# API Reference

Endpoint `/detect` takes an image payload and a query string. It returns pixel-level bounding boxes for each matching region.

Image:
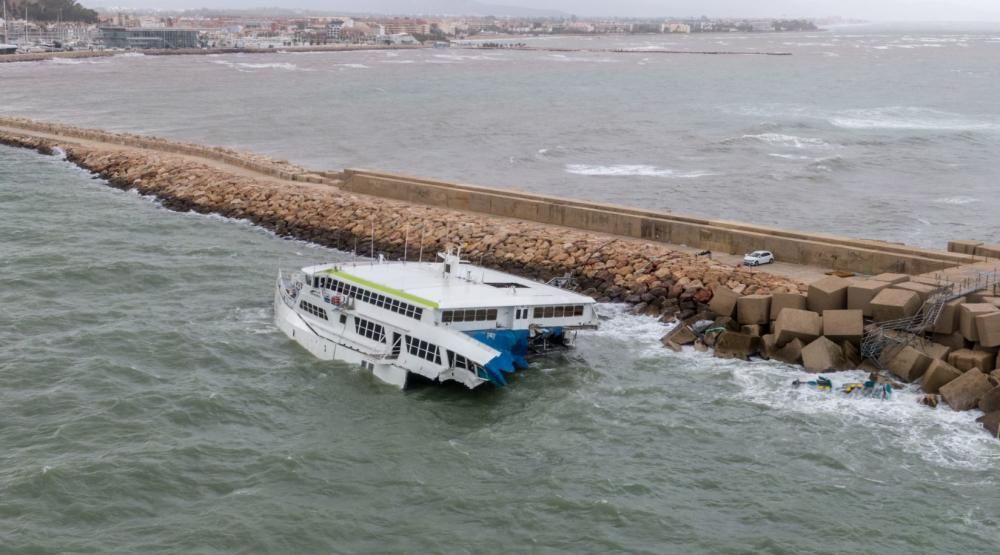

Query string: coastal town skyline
[85,0,1000,21]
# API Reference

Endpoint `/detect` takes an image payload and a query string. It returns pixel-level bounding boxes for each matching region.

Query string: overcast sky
[89,0,1000,21]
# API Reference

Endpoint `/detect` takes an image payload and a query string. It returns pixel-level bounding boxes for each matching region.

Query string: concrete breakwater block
[973,243,1000,259]
[947,240,982,255]
[947,349,995,372]
[888,345,933,382]
[709,286,739,318]
[740,324,764,337]
[979,386,1000,413]
[978,412,1000,438]
[770,292,807,321]
[933,331,969,350]
[737,294,771,325]
[774,338,805,365]
[921,359,963,394]
[871,273,911,285]
[847,280,889,317]
[774,309,823,346]
[822,309,864,345]
[870,289,921,322]
[807,276,849,313]
[802,336,848,372]
[714,332,761,360]
[959,303,998,342]
[975,311,1000,348]
[940,369,996,411]
[890,281,938,303]
[842,341,862,369]
[933,297,966,335]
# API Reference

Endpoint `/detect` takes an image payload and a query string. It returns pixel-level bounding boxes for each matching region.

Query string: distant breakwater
[0,44,424,65]
[0,121,804,323]
[466,46,793,56]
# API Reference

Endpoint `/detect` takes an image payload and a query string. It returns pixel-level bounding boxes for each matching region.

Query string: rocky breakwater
[662,272,1000,438]
[0,128,803,321]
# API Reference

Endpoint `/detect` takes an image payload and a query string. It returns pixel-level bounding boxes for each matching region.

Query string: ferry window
[299,300,329,321]
[475,309,487,321]
[487,309,498,320]
[442,312,453,323]
[340,314,347,324]
[575,305,584,316]
[405,336,442,365]
[544,307,555,318]
[354,317,386,342]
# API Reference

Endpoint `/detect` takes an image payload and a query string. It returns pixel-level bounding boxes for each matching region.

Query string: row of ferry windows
[313,275,424,320]
[404,336,442,365]
[534,305,585,319]
[355,317,386,343]
[299,300,328,321]
[441,308,498,323]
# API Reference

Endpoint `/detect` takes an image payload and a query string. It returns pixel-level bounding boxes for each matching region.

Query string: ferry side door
[511,306,529,329]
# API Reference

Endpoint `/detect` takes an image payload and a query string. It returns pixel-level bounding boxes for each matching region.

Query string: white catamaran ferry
[274,250,599,389]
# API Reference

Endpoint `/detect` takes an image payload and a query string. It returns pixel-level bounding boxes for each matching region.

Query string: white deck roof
[304,259,594,310]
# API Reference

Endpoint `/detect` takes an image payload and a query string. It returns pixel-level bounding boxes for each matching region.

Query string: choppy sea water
[1,26,1000,248]
[2,146,1000,553]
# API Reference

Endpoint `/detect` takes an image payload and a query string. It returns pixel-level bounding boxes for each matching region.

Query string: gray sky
[90,0,1000,21]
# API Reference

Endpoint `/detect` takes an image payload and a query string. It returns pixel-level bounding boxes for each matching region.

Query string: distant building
[327,19,343,40]
[666,23,691,34]
[99,26,203,49]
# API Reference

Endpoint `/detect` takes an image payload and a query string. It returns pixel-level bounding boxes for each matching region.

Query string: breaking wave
[565,164,716,178]
[933,196,979,205]
[737,133,830,148]
[211,60,311,71]
[829,107,998,131]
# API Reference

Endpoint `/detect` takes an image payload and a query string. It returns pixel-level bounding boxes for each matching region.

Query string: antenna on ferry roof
[370,220,375,262]
[403,224,409,264]
[353,237,358,262]
[418,226,425,263]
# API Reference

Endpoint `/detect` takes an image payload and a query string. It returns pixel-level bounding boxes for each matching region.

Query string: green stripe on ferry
[323,269,439,309]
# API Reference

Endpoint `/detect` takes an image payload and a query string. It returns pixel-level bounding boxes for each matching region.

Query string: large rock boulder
[870,289,921,322]
[714,332,761,361]
[709,285,739,318]
[802,336,848,372]
[921,359,963,394]
[774,308,822,346]
[770,292,807,321]
[959,303,998,343]
[737,294,772,325]
[822,309,864,345]
[940,369,995,411]
[847,280,889,317]
[807,276,849,313]
[760,334,777,360]
[975,311,1000,348]
[887,345,933,382]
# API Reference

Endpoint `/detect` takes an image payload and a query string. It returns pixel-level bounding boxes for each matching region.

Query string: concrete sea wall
[340,169,971,275]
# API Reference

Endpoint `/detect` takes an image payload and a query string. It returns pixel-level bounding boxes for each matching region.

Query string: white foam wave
[731,364,1000,471]
[565,164,715,178]
[211,60,311,71]
[933,196,979,205]
[337,63,369,69]
[380,59,415,64]
[742,133,830,148]
[829,107,997,131]
[768,153,812,160]
[48,57,110,65]
[114,52,145,58]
